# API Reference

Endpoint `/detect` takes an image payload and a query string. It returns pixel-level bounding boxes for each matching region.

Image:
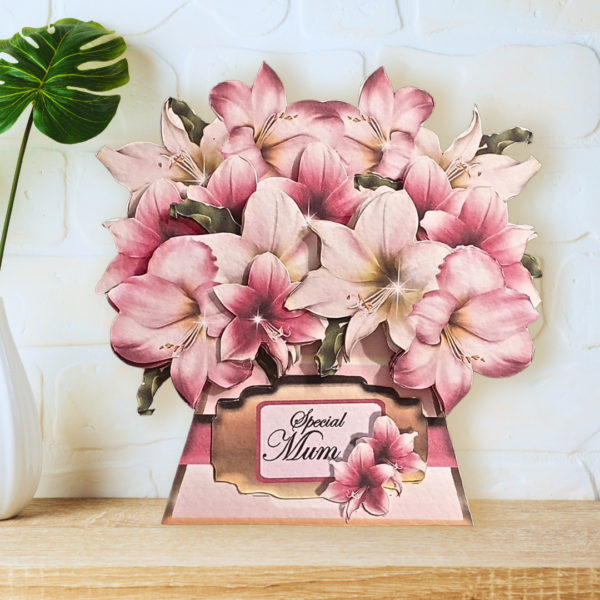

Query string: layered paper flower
[214,253,326,374]
[391,247,539,414]
[259,142,366,225]
[287,190,451,352]
[420,186,540,306]
[210,62,343,180]
[359,415,426,493]
[97,179,204,293]
[98,99,227,215]
[321,443,394,522]
[330,67,434,179]
[415,107,541,201]
[108,237,252,407]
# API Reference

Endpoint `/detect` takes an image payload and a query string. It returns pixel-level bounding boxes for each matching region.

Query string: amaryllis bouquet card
[97,64,541,525]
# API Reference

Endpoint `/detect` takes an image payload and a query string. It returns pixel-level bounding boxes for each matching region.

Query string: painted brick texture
[0,0,597,500]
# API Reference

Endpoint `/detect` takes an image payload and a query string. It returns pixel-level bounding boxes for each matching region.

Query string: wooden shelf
[1,499,599,599]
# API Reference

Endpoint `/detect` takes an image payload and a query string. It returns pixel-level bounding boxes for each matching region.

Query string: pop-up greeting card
[97,64,541,525]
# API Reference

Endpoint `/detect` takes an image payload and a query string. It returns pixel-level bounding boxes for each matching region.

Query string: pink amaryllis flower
[391,247,539,414]
[359,415,426,493]
[286,190,451,353]
[199,188,318,284]
[258,142,366,226]
[97,179,205,294]
[415,107,541,201]
[420,186,540,306]
[108,237,252,408]
[321,443,394,522]
[214,253,326,373]
[98,99,227,215]
[187,155,257,223]
[209,62,343,180]
[329,67,434,180]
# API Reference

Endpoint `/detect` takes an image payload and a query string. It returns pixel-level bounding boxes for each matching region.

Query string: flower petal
[359,67,394,135]
[434,337,474,414]
[322,179,366,225]
[453,327,535,379]
[348,442,376,473]
[353,190,418,262]
[109,274,196,328]
[242,188,315,281]
[440,106,482,169]
[457,186,507,241]
[346,487,366,521]
[198,119,228,176]
[285,268,377,318]
[373,131,416,179]
[220,317,263,362]
[205,156,257,222]
[331,461,360,487]
[420,211,470,248]
[96,254,150,294]
[452,288,539,342]
[411,290,460,345]
[282,311,326,344]
[198,233,256,284]
[392,87,434,137]
[362,486,390,516]
[367,463,395,488]
[372,415,401,448]
[147,237,218,296]
[110,314,190,367]
[481,225,536,266]
[397,240,452,296]
[414,127,442,163]
[209,80,253,131]
[310,220,380,282]
[436,247,505,305]
[502,262,541,307]
[391,338,437,390]
[321,481,355,503]
[104,218,161,258]
[251,62,287,132]
[297,142,348,197]
[403,156,452,220]
[345,301,389,354]
[213,284,259,319]
[222,126,274,179]
[248,253,293,299]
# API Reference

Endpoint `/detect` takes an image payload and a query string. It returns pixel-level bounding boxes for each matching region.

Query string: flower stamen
[443,325,485,364]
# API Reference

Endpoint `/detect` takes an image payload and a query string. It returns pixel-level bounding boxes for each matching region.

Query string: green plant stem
[0,109,34,272]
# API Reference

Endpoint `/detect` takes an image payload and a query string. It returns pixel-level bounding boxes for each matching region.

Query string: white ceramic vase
[0,298,42,520]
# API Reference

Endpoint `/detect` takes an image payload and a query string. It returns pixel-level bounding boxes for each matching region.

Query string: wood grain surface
[0,499,599,599]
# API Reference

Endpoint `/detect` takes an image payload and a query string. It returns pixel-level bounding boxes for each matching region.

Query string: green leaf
[0,19,129,144]
[170,198,241,234]
[354,172,403,191]
[315,318,349,377]
[169,98,208,146]
[136,365,171,416]
[476,127,533,156]
[255,346,279,385]
[521,254,543,279]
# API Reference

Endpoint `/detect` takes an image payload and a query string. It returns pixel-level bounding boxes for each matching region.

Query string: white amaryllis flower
[415,107,541,201]
[286,190,451,353]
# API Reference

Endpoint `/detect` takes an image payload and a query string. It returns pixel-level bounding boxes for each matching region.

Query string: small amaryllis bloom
[415,107,541,201]
[98,99,227,215]
[198,188,318,284]
[359,415,426,493]
[329,67,434,180]
[321,443,394,522]
[97,179,205,294]
[258,142,367,226]
[391,247,539,414]
[286,190,451,353]
[214,253,326,373]
[108,237,252,408]
[209,62,343,180]
[420,186,540,306]
[187,155,257,223]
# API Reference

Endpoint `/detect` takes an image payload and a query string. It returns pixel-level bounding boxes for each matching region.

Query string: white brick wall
[0,0,597,500]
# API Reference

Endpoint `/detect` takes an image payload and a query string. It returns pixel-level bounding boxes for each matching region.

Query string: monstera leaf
[0,19,129,143]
